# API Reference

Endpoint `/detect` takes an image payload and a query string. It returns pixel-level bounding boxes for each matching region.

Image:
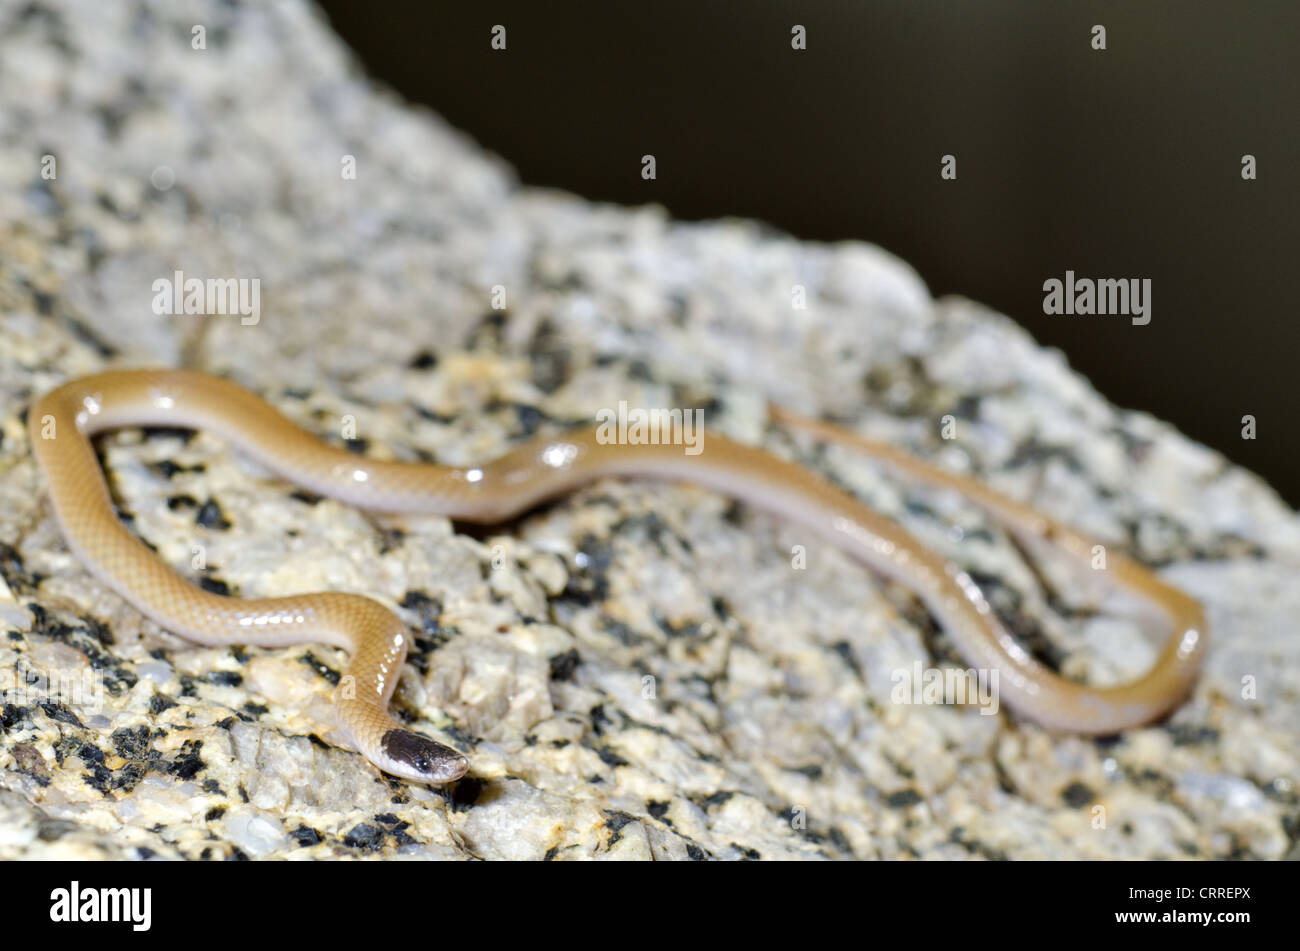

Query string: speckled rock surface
[2,0,1298,861]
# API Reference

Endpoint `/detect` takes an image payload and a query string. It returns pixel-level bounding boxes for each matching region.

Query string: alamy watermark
[0,666,104,712]
[50,881,151,931]
[594,400,704,455]
[152,269,260,325]
[1042,270,1151,326]
[890,661,999,715]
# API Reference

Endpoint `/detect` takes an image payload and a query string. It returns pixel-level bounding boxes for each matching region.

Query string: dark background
[317,0,1299,505]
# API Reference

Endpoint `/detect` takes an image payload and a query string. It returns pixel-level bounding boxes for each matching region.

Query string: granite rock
[1,0,1297,860]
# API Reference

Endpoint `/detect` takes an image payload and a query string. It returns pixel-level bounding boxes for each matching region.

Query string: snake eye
[381,729,468,784]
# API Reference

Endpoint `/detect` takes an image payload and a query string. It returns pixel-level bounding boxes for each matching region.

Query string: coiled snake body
[28,370,1207,783]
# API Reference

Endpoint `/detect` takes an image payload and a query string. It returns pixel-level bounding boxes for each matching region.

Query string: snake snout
[381,729,469,784]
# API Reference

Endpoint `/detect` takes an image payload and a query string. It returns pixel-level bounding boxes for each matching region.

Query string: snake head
[381,729,469,784]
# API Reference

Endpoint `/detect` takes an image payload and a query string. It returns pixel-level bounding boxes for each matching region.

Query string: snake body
[27,369,1207,784]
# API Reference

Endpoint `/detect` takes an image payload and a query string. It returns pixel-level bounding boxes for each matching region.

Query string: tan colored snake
[28,369,1207,784]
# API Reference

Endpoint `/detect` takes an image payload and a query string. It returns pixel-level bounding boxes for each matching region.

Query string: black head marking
[381,729,468,784]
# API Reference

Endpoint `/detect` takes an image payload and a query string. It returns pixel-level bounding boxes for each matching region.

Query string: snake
[26,369,1207,784]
